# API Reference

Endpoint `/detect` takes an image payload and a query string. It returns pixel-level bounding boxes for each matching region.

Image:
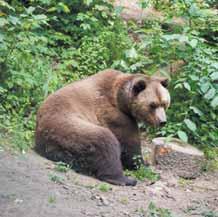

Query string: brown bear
[35,69,170,186]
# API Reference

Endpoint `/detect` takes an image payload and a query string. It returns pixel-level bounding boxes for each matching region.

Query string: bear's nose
[160,121,166,127]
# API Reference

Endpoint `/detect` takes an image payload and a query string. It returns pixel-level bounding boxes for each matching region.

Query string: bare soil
[0,148,218,217]
[113,0,164,22]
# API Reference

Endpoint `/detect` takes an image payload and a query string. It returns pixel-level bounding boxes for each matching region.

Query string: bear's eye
[150,103,157,110]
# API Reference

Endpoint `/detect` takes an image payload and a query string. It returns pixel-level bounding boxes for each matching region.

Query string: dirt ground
[113,0,164,22]
[0,148,218,217]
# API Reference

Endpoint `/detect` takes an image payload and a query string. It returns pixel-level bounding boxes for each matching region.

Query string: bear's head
[118,74,170,127]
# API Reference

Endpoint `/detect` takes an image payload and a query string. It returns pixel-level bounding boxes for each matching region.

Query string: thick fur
[35,69,170,186]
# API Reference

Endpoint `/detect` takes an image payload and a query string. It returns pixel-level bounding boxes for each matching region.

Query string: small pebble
[14,198,23,204]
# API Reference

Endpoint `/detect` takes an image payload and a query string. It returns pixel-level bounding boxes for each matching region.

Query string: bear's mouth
[138,119,165,128]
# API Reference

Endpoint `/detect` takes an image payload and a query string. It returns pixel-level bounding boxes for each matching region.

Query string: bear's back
[36,69,123,125]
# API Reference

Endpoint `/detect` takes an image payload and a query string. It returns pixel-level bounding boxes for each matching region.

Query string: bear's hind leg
[36,117,136,186]
[92,128,136,186]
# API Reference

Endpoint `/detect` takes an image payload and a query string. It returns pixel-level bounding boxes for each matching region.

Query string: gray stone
[113,0,164,23]
[152,137,205,179]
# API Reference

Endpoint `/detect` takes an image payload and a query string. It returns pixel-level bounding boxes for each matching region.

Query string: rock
[154,60,185,77]
[152,137,205,179]
[100,196,110,206]
[122,210,130,216]
[161,17,187,33]
[113,0,164,23]
[14,198,23,204]
[147,180,172,199]
[92,194,110,206]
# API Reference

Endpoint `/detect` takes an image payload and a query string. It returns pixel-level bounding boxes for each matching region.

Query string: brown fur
[35,69,170,186]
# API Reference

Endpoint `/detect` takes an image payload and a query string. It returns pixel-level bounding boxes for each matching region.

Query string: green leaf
[0,33,4,42]
[204,88,216,100]
[188,39,198,48]
[0,18,7,27]
[211,96,218,108]
[210,72,218,81]
[57,2,70,13]
[137,0,150,9]
[114,6,123,15]
[211,63,218,69]
[184,119,197,132]
[8,16,20,25]
[179,35,189,43]
[177,131,188,143]
[34,14,47,20]
[189,4,200,17]
[47,7,56,12]
[80,23,91,30]
[125,47,138,59]
[162,34,188,42]
[0,0,15,10]
[183,82,191,91]
[84,0,93,6]
[190,106,203,116]
[189,75,199,81]
[200,82,210,93]
[26,6,35,14]
[174,83,183,89]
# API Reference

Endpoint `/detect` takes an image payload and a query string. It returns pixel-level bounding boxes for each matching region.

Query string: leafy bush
[0,0,217,155]
[137,2,218,149]
[0,0,130,150]
[97,183,112,192]
[55,162,71,173]
[161,45,218,147]
[147,202,174,217]
[125,166,160,182]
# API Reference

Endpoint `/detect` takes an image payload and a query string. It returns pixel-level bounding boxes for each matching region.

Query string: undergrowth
[125,166,160,182]
[147,202,174,217]
[0,0,217,161]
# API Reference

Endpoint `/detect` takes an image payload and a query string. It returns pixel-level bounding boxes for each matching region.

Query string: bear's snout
[155,107,167,127]
[159,120,167,127]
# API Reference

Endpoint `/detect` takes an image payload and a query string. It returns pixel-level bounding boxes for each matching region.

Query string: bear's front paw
[123,176,137,186]
[101,175,137,186]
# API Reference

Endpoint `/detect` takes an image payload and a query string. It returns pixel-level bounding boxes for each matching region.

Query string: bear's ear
[132,79,146,96]
[157,77,169,88]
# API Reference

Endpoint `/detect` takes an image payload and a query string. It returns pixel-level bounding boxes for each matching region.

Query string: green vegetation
[147,202,174,217]
[54,162,71,173]
[184,200,218,217]
[125,155,160,181]
[97,183,112,192]
[178,177,193,187]
[0,0,217,162]
[119,197,129,205]
[48,195,56,204]
[201,211,218,217]
[48,173,64,184]
[125,166,160,182]
[202,148,218,171]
